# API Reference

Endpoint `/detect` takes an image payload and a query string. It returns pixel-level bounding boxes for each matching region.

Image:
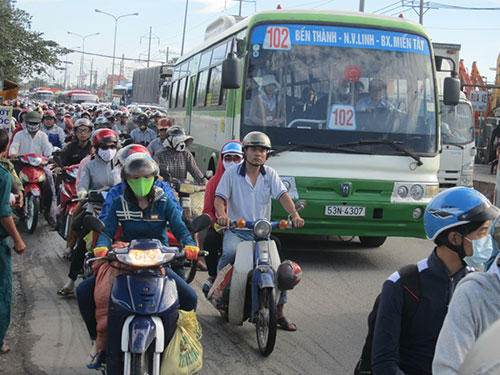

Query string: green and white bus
[166,10,459,246]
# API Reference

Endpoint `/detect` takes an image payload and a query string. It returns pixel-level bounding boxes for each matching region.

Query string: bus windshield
[440,101,474,145]
[243,24,437,156]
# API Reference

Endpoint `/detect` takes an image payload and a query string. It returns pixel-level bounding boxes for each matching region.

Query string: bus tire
[359,236,387,247]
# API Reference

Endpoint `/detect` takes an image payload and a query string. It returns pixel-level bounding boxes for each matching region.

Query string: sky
[15,0,500,87]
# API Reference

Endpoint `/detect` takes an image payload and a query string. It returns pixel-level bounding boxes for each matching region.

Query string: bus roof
[65,90,91,95]
[176,9,428,65]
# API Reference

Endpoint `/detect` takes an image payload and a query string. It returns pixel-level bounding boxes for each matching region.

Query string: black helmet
[137,113,149,125]
[276,260,302,291]
[242,131,271,150]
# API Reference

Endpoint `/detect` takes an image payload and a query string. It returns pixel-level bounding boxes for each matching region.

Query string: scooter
[208,200,307,356]
[82,214,211,375]
[55,164,79,240]
[15,153,49,233]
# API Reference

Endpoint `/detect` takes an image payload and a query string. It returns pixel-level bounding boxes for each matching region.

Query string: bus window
[206,65,223,106]
[171,81,178,108]
[177,78,187,108]
[211,43,228,66]
[195,70,209,107]
[200,50,213,70]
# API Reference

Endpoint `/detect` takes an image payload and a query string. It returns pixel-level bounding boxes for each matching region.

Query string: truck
[433,43,476,188]
[131,65,173,106]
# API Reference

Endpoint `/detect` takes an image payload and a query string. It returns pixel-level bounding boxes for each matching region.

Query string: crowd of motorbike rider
[0,98,303,369]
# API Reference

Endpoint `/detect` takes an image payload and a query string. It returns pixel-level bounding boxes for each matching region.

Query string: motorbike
[15,153,49,233]
[82,213,211,375]
[208,200,307,356]
[55,164,79,240]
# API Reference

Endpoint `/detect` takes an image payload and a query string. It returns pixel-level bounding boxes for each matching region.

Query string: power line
[429,2,500,10]
[373,1,402,13]
[64,49,168,64]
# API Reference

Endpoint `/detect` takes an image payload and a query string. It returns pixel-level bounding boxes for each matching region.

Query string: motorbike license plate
[325,205,366,217]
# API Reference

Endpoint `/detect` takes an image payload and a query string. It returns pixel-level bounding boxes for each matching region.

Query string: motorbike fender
[228,241,253,326]
[24,184,41,196]
[257,269,275,288]
[123,316,164,354]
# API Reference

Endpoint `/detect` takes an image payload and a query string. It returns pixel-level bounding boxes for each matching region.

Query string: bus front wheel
[359,236,387,247]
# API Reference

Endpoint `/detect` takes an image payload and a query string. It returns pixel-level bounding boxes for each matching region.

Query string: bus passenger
[356,79,394,112]
[248,75,286,127]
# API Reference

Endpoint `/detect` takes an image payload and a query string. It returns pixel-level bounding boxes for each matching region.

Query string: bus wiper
[443,142,465,150]
[335,139,423,166]
[271,143,374,156]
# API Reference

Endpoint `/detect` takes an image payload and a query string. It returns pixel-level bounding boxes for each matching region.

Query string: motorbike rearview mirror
[82,215,106,233]
[295,199,307,212]
[190,214,211,233]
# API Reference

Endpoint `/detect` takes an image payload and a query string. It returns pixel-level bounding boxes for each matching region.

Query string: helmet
[56,108,65,117]
[81,111,91,119]
[242,131,271,150]
[425,187,500,240]
[103,109,115,119]
[117,144,151,165]
[114,110,123,118]
[276,260,302,291]
[157,118,173,129]
[153,111,164,118]
[121,153,159,180]
[132,107,143,120]
[92,128,117,148]
[94,116,110,129]
[41,104,48,111]
[164,125,193,151]
[137,113,149,125]
[18,109,29,123]
[42,110,56,120]
[73,118,93,131]
[221,140,243,156]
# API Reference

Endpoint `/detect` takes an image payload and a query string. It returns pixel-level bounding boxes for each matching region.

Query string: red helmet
[42,110,56,120]
[92,128,117,148]
[157,118,173,129]
[117,144,151,164]
[276,260,302,291]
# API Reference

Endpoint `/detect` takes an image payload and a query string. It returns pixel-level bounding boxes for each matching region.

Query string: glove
[185,245,200,260]
[93,246,108,258]
[77,190,88,199]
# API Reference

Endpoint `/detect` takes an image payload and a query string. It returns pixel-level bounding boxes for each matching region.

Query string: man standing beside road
[0,128,26,355]
[214,131,304,331]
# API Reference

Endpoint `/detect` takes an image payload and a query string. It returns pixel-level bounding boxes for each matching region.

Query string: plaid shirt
[154,148,207,184]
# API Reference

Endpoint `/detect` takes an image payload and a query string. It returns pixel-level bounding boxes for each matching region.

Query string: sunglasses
[99,144,117,150]
[158,128,168,132]
[223,154,243,162]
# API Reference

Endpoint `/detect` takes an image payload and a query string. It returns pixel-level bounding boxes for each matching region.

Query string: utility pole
[89,59,94,90]
[359,0,365,12]
[140,27,160,68]
[419,0,424,24]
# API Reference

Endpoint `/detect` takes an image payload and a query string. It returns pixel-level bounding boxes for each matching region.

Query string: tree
[0,0,67,81]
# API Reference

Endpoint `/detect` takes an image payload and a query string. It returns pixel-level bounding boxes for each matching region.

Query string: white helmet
[163,125,193,152]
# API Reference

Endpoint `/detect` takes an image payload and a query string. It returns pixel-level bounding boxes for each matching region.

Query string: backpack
[354,264,421,375]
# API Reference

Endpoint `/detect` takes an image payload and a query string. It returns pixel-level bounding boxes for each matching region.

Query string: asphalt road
[1,225,432,375]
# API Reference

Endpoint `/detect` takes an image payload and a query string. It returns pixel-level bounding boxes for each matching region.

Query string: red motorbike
[55,164,79,240]
[16,153,48,233]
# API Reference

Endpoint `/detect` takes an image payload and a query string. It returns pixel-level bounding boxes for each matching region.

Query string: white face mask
[175,142,186,152]
[464,235,494,267]
[98,148,117,162]
[223,160,243,170]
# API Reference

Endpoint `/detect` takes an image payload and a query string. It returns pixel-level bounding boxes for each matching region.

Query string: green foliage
[0,0,68,81]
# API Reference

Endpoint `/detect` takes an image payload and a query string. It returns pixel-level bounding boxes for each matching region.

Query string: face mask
[98,148,116,162]
[57,115,64,121]
[223,160,243,170]
[127,177,154,197]
[140,124,147,130]
[464,235,494,267]
[27,124,40,133]
[175,142,186,152]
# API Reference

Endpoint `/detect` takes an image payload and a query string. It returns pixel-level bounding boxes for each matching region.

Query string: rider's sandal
[0,344,10,355]
[86,343,103,369]
[57,287,74,296]
[277,317,297,331]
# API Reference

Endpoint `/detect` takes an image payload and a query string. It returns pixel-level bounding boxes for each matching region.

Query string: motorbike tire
[25,195,40,234]
[256,287,277,357]
[130,352,152,375]
[185,232,201,284]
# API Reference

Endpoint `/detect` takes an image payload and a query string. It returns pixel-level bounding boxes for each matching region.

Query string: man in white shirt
[215,131,304,331]
[9,111,53,158]
[8,111,55,227]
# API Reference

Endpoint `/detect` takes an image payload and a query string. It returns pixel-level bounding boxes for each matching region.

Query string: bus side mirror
[222,53,241,89]
[443,77,460,106]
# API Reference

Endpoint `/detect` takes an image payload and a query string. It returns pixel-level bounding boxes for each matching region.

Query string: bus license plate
[325,205,366,217]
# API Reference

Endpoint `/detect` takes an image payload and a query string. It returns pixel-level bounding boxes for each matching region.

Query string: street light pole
[67,31,99,88]
[95,9,139,98]
[181,0,189,56]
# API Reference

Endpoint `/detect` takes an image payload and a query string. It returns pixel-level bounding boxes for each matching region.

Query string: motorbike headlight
[19,171,29,182]
[254,220,272,238]
[117,249,173,267]
[28,156,42,166]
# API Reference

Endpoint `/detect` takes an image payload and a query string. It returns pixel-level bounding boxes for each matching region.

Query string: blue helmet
[424,187,499,240]
[221,141,243,155]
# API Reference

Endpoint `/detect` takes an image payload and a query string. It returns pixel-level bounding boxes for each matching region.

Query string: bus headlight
[409,184,424,200]
[397,186,408,198]
[462,160,474,174]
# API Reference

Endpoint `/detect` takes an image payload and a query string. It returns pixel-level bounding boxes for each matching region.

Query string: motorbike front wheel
[130,352,153,375]
[25,195,40,234]
[256,287,277,356]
